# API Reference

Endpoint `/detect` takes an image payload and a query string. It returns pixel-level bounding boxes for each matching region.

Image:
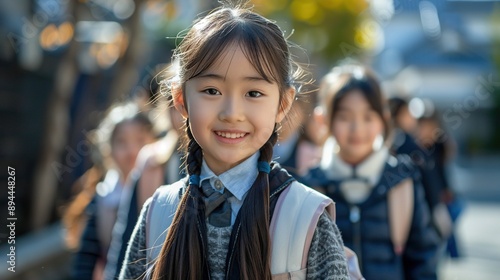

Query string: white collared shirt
[199,152,260,225]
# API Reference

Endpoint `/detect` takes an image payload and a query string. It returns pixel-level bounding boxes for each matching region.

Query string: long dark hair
[152,3,305,280]
[318,64,391,139]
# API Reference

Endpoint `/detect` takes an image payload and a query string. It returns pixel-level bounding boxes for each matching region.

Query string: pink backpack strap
[269,181,335,275]
[387,178,414,254]
[345,247,365,280]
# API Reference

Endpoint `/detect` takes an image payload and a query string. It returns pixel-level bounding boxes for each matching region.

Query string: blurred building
[372,0,499,156]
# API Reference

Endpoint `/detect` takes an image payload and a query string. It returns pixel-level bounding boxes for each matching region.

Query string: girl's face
[330,90,385,165]
[417,119,439,147]
[397,105,417,132]
[175,44,293,174]
[111,121,154,179]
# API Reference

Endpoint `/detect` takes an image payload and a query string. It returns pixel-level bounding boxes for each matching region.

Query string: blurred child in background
[63,102,155,280]
[389,96,453,242]
[415,99,462,258]
[301,65,440,280]
[103,74,185,280]
[273,93,328,177]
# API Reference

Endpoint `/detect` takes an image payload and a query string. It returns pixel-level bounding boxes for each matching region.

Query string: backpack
[145,180,363,280]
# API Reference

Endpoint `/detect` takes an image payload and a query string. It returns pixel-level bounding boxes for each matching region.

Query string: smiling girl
[119,3,349,280]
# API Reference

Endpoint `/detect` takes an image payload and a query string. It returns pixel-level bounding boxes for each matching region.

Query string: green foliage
[250,0,372,63]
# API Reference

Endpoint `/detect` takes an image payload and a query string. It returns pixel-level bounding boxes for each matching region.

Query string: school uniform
[119,152,349,280]
[301,138,440,280]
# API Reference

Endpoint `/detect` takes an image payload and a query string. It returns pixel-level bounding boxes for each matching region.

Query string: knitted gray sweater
[119,200,349,280]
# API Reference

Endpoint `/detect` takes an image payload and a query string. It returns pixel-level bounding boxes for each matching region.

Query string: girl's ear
[171,83,188,119]
[276,87,296,123]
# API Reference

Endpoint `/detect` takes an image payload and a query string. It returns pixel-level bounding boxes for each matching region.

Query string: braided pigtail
[152,120,206,280]
[237,127,278,280]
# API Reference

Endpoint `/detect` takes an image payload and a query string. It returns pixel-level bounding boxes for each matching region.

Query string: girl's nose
[350,121,360,132]
[219,96,245,122]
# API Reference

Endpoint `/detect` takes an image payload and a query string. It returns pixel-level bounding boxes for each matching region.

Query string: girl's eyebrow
[336,106,351,111]
[195,72,269,82]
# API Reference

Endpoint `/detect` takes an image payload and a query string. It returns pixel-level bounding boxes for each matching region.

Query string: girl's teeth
[216,132,245,139]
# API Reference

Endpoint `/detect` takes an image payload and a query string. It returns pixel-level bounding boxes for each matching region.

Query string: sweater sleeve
[118,198,151,280]
[306,211,350,280]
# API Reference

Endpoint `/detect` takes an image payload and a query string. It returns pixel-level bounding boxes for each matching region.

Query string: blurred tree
[32,0,148,230]
[31,0,79,230]
[250,0,374,64]
[106,0,147,107]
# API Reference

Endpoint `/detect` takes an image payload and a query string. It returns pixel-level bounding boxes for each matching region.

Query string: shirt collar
[199,152,260,201]
[320,137,388,186]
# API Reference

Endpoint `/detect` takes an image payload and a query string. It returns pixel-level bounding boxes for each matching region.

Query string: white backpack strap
[387,178,414,254]
[344,247,365,280]
[145,180,185,265]
[270,181,335,276]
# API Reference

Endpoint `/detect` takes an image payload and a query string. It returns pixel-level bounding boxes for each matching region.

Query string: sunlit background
[0,0,499,279]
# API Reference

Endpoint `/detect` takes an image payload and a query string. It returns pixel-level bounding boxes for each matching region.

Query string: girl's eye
[203,88,221,95]
[246,91,263,98]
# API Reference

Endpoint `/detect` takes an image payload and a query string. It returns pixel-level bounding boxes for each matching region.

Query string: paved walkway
[438,202,500,280]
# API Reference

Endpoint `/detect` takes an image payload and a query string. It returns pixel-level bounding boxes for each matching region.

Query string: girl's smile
[347,137,364,145]
[213,130,249,144]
